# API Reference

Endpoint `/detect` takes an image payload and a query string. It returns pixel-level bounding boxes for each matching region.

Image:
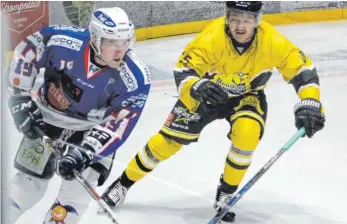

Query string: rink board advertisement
[1,1,49,50]
[49,1,282,33]
[3,1,347,78]
[49,1,347,40]
[280,1,347,11]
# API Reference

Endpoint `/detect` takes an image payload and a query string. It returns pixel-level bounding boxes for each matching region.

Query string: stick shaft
[34,127,119,223]
[208,128,306,224]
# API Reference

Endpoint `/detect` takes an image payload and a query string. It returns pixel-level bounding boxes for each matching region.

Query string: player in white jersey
[6,7,150,223]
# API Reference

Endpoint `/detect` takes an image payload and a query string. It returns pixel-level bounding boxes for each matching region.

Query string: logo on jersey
[11,100,33,114]
[83,127,113,153]
[77,78,94,88]
[27,32,45,61]
[234,95,264,116]
[121,93,147,108]
[87,108,107,121]
[94,11,116,27]
[51,25,86,32]
[172,106,201,125]
[128,51,151,85]
[213,72,251,95]
[87,128,112,146]
[34,144,44,154]
[165,113,175,126]
[47,35,83,51]
[120,64,138,92]
[28,32,43,45]
[47,83,71,110]
[61,75,84,102]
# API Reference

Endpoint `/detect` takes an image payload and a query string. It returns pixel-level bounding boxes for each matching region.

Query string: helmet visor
[100,38,131,51]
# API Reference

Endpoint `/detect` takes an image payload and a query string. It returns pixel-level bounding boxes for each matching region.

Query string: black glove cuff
[190,79,209,100]
[294,98,322,114]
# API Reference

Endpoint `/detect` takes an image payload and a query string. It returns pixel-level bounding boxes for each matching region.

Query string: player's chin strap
[90,43,109,67]
[33,126,120,224]
[207,127,306,224]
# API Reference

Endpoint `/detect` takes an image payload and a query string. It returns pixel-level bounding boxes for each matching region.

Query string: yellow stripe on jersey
[298,84,320,101]
[176,76,200,111]
[230,111,265,128]
[161,126,200,141]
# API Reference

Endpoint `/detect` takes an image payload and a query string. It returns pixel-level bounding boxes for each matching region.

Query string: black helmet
[226,1,263,13]
[226,1,263,24]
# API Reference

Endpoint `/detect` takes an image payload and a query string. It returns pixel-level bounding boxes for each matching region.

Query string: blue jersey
[8,24,151,158]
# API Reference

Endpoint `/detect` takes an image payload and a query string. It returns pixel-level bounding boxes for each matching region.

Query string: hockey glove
[44,66,65,87]
[190,79,228,112]
[8,95,45,139]
[56,146,93,181]
[294,98,325,138]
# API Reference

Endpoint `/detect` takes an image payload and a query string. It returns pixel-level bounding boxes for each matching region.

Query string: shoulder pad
[47,25,89,36]
[124,50,151,86]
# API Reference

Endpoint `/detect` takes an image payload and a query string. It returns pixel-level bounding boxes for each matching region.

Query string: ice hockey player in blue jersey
[6,7,150,223]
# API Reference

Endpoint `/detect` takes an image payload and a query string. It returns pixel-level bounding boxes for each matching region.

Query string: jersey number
[59,60,74,70]
[15,59,33,77]
[102,113,137,140]
[179,52,192,66]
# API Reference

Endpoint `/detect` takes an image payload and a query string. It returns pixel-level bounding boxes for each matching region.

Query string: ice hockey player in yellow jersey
[101,2,325,223]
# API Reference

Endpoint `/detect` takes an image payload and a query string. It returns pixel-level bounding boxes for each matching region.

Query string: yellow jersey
[174,17,320,111]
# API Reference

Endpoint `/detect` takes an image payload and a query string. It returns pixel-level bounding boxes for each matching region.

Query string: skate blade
[97,208,107,215]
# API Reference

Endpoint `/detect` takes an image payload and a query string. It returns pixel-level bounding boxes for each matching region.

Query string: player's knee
[44,179,95,224]
[126,133,183,180]
[225,117,261,175]
[147,133,183,161]
[9,172,49,212]
[44,200,85,224]
[224,118,262,186]
[230,117,262,150]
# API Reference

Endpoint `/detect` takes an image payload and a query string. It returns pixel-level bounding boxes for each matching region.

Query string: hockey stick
[164,92,178,98]
[33,127,120,224]
[207,127,306,224]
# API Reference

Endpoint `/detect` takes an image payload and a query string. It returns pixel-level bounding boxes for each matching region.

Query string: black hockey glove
[294,98,325,138]
[8,95,45,139]
[190,79,228,112]
[56,145,94,181]
[44,66,65,87]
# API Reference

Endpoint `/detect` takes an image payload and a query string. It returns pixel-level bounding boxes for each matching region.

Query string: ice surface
[7,20,347,224]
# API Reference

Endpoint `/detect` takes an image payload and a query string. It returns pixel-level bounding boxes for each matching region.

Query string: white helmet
[89,7,135,55]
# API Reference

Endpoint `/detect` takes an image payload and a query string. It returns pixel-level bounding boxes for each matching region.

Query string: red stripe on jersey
[87,68,106,79]
[84,42,90,75]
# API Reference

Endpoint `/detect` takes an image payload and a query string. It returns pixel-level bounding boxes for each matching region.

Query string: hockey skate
[213,177,237,223]
[99,177,128,213]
